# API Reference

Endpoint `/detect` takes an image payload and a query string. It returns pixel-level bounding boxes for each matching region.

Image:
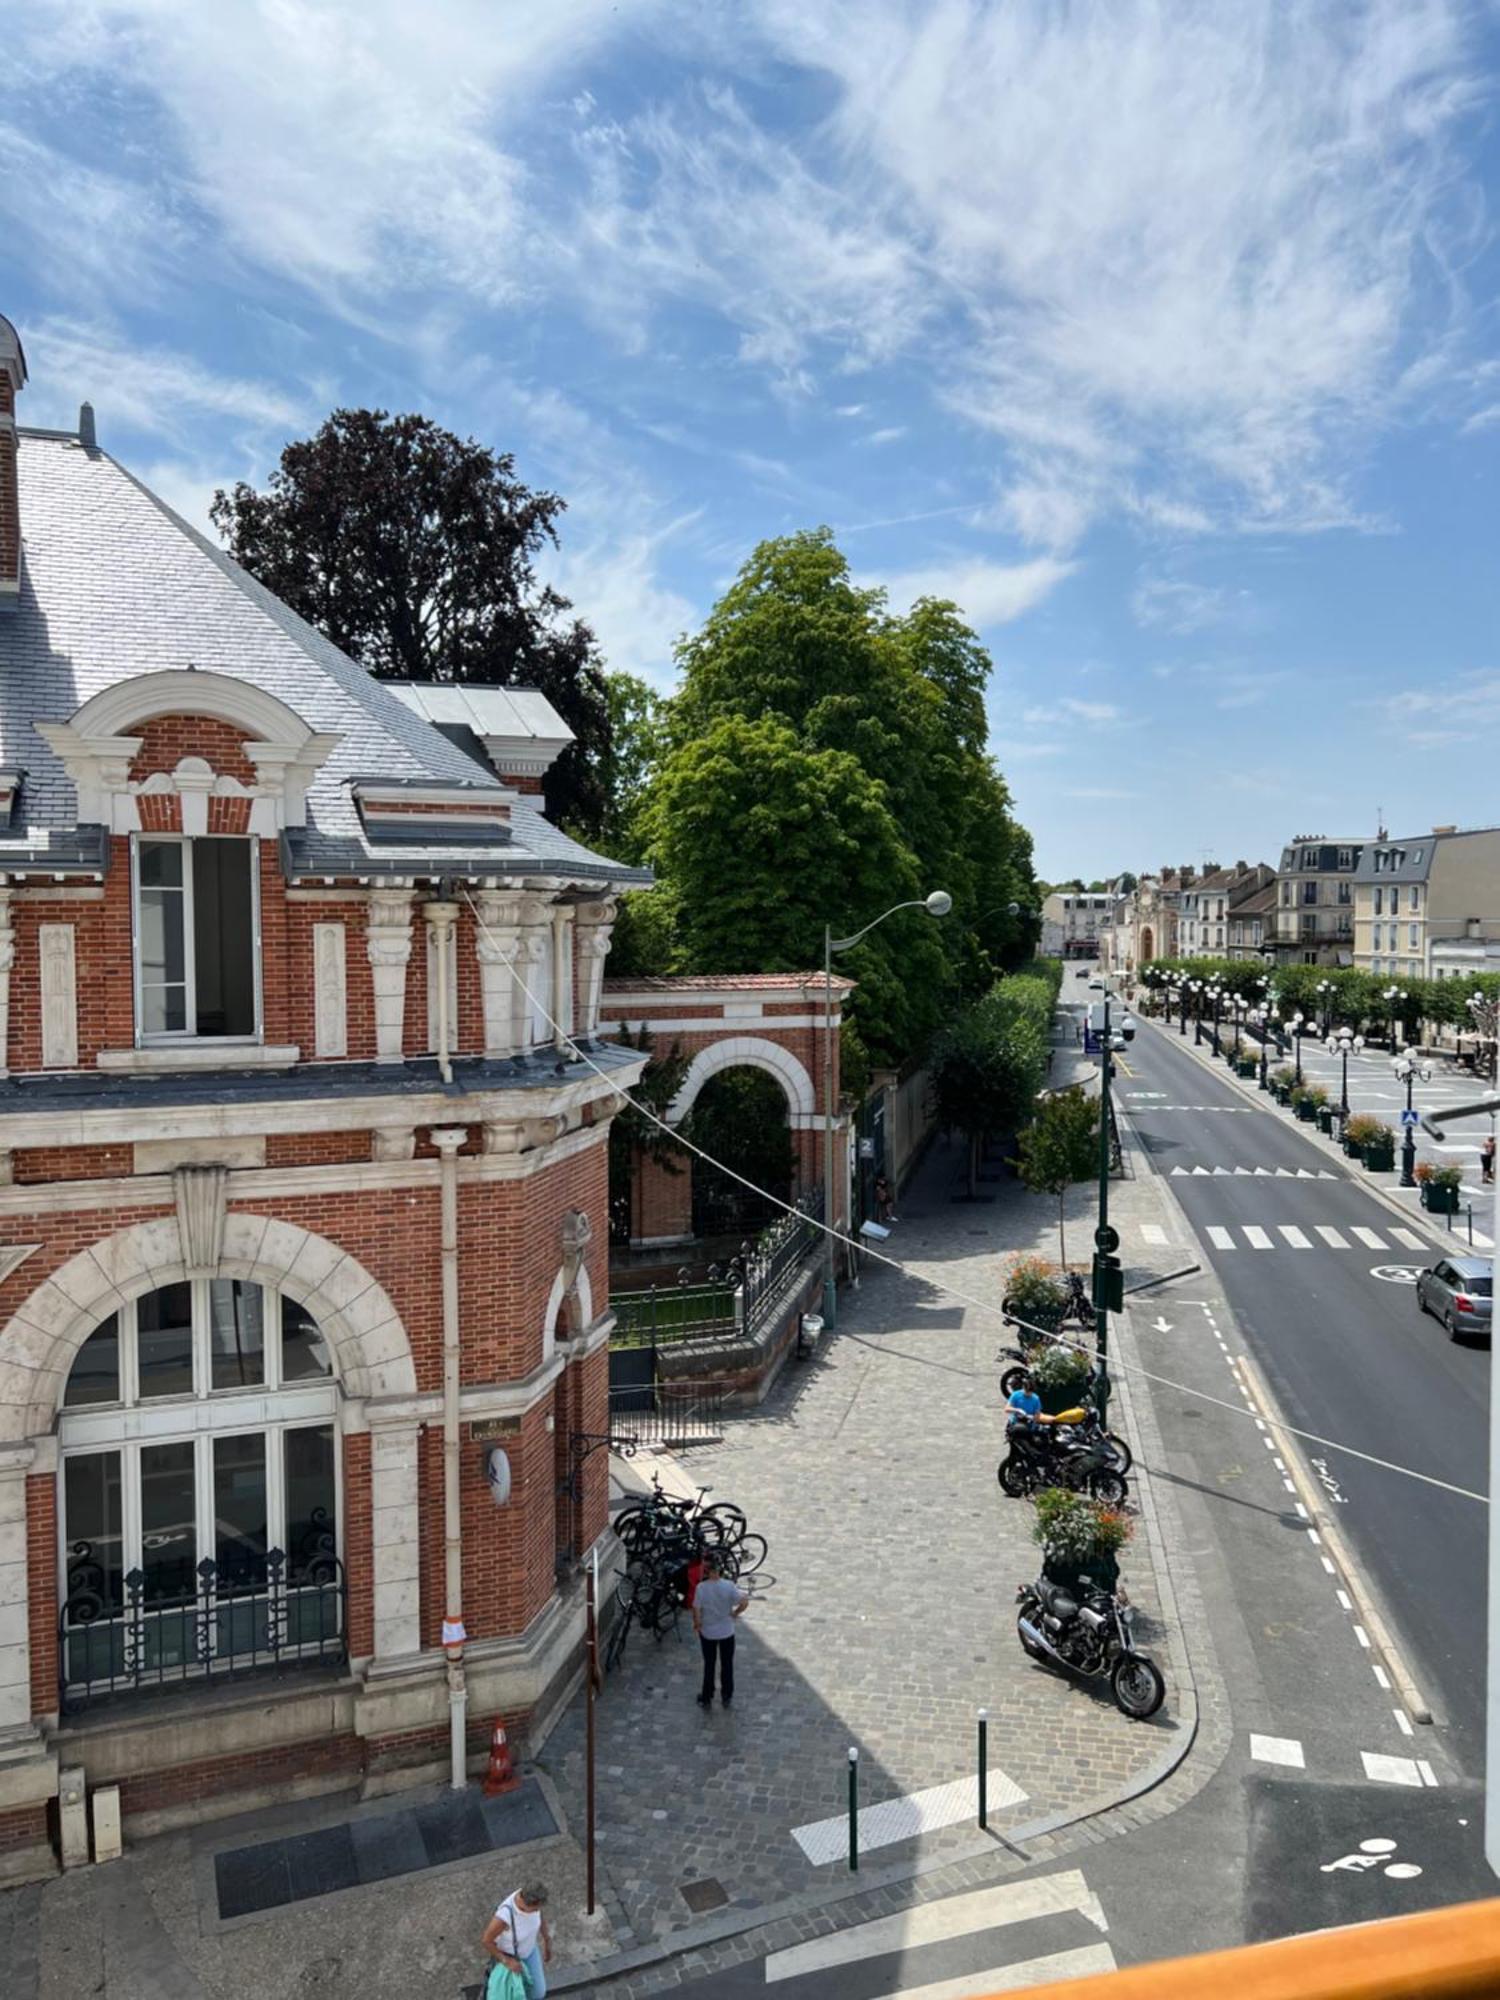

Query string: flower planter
[1237,1058,1258,1079]
[1316,1107,1336,1135]
[1422,1184,1460,1214]
[1364,1146,1396,1174]
[1294,1100,1317,1122]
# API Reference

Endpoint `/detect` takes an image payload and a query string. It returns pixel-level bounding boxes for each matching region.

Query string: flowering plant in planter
[1030,1340,1096,1412]
[1414,1161,1435,1185]
[1343,1113,1384,1149]
[1003,1254,1067,1329]
[1031,1488,1134,1584]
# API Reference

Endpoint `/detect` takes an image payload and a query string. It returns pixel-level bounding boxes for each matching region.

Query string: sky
[4,1,1499,881]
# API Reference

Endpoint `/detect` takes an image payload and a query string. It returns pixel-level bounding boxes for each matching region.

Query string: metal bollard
[848,1747,859,1872]
[978,1709,988,1829]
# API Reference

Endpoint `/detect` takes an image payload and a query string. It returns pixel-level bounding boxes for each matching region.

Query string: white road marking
[1207,1226,1235,1249]
[1273,1455,1286,1470]
[1362,1752,1424,1787]
[1352,1227,1387,1249]
[1244,1226,1274,1249]
[1390,1228,1426,1250]
[764,1871,1109,1982]
[1418,1760,1438,1788]
[873,1946,1119,1999]
[1316,1225,1350,1249]
[1277,1225,1313,1248]
[1372,1664,1391,1689]
[1354,1624,1372,1649]
[1282,1478,1297,1494]
[1140,1223,1168,1246]
[1249,1733,1305,1769]
[1394,1709,1414,1737]
[791,1767,1027,1864]
[1294,1502,1309,1519]
[1336,1590,1352,1612]
[1322,1556,1338,1574]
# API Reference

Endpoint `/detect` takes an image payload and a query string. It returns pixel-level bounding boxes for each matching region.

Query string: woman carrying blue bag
[482,1881,551,1999]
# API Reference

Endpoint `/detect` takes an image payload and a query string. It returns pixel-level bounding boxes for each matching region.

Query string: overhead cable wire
[461,891,1486,1509]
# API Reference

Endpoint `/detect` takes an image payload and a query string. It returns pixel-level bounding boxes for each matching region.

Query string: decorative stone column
[367,1419,422,1660]
[550,905,575,1048]
[473,892,524,1058]
[515,895,554,1050]
[367,889,414,1063]
[0,1442,35,1730]
[574,899,616,1038]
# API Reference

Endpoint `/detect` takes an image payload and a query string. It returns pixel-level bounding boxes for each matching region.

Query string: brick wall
[343,1431,373,1659]
[0,1805,46,1857]
[12,1145,134,1184]
[27,1473,56,1717]
[117,1734,363,1819]
[128,716,258,787]
[262,1132,373,1169]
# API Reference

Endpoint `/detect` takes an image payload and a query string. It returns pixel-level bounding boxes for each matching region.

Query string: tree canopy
[1017,1084,1099,1268]
[637,528,1040,1066]
[211,409,612,834]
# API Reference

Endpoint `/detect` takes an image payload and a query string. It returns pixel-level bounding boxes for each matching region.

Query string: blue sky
[4,2,1499,880]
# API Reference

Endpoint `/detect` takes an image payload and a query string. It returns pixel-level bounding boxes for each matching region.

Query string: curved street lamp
[822,890,951,1323]
[1393,1050,1433,1188]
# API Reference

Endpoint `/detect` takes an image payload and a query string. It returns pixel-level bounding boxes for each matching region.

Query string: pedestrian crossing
[1170,1164,1337,1178]
[1248,1734,1438,1788]
[763,1868,1116,1996]
[1194,1220,1427,1254]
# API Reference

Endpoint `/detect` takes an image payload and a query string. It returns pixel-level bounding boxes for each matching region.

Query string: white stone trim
[604,982,846,1009]
[0,890,13,1083]
[0,1213,416,1442]
[666,1034,817,1123]
[313,923,348,1060]
[574,901,614,1038]
[96,1043,300,1073]
[542,1261,595,1364]
[0,1447,35,1730]
[367,889,414,1063]
[369,1424,420,1658]
[599,1014,832,1035]
[38,924,76,1071]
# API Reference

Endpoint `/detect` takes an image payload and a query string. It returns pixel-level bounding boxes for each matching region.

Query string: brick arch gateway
[599,974,853,1252]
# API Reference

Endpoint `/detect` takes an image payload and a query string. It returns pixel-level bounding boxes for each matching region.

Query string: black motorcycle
[996,1419,1129,1506]
[1003,1269,1096,1331]
[1016,1575,1165,1718]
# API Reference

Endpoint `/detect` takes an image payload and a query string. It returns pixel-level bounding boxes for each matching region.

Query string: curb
[1144,1016,1484,1259]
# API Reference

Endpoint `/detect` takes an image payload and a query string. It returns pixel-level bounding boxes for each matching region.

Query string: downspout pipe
[432,1125,468,1786]
[426,899,459,1085]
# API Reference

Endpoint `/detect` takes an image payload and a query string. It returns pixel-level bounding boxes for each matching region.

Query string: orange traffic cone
[483,1717,519,1796]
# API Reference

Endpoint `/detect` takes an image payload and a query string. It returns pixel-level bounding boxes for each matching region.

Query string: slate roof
[0,431,649,887]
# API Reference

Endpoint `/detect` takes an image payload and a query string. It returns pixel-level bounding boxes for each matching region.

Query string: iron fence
[607,1384,725,1447]
[59,1538,347,1712]
[611,1281,737,1347]
[741,1190,823,1336]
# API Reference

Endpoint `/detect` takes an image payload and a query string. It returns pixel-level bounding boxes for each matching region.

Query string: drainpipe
[426,899,458,1084]
[432,1124,468,1786]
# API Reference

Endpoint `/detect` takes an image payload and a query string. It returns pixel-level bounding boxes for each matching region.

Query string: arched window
[58,1282,343,1708]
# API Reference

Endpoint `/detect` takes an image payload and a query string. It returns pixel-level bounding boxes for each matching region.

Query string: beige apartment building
[1271,836,1364,967]
[1352,825,1500,979]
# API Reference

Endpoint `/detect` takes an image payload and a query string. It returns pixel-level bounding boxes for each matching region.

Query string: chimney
[78,401,96,450]
[0,314,26,603]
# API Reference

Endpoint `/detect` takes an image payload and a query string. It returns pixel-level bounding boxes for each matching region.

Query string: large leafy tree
[1017,1085,1099,1269]
[642,528,1039,1064]
[930,986,1050,1197]
[211,410,612,834]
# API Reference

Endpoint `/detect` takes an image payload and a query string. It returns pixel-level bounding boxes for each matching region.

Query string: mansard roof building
[0,316,652,1879]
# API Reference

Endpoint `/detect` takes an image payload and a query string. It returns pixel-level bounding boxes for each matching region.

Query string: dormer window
[134,835,259,1039]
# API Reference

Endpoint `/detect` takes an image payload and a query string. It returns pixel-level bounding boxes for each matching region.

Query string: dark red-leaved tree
[211,409,611,834]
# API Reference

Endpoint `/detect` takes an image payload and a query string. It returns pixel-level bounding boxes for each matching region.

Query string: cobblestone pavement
[539,1048,1213,1957]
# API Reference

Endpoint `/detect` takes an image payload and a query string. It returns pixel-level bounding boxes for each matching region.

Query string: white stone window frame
[130,831,264,1047]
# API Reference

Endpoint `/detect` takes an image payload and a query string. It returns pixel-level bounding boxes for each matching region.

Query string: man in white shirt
[692,1555,749,1708]
[483,1880,551,1996]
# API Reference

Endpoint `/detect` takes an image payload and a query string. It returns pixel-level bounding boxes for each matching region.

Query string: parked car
[1415,1256,1493,1342]
[1075,967,1089,979]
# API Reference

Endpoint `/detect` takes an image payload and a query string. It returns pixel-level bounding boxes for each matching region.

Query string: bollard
[848,1747,859,1872]
[978,1709,988,1829]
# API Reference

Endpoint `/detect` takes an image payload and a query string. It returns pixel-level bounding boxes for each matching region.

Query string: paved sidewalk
[538,1068,1218,1972]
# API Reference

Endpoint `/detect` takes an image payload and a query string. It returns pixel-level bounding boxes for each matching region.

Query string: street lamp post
[1231,994,1246,1064]
[1393,1052,1433,1188]
[1253,1007,1279,1089]
[1175,979,1189,1037]
[1315,978,1335,1037]
[1330,1027,1365,1121]
[1384,984,1408,1053]
[1290,1012,1307,1087]
[823,890,951,1325]
[1190,979,1204,1044]
[1091,979,1136,1418]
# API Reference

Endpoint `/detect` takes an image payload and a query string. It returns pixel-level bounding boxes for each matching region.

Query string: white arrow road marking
[764,1871,1110,1983]
[1151,1315,1173,1333]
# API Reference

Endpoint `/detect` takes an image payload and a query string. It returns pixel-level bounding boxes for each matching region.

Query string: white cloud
[873,554,1073,626]
[550,521,699,690]
[1023,698,1124,727]
[21,318,306,444]
[1382,672,1500,737]
[1132,576,1232,636]
[862,426,908,446]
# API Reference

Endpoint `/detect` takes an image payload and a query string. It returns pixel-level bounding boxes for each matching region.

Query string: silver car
[1415,1255,1493,1341]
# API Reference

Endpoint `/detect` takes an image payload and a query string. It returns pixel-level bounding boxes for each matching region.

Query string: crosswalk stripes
[1170,1165,1337,1178]
[1248,1736,1438,1788]
[763,1868,1116,1995]
[1169,1220,1434,1257]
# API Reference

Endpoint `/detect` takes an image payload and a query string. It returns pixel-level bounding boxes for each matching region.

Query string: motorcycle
[1015,1575,1165,1719]
[1001,1269,1096,1331]
[997,1414,1129,1506]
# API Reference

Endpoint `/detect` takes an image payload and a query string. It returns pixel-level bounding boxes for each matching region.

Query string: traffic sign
[1094,1224,1120,1253]
[1400,1109,1420,1128]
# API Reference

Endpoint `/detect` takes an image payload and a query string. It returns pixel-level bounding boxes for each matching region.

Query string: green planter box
[1422,1184,1460,1214]
[1237,1057,1258,1079]
[1364,1145,1395,1173]
[1294,1100,1317,1122]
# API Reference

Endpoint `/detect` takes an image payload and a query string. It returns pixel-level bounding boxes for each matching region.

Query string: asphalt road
[1120,1012,1489,1773]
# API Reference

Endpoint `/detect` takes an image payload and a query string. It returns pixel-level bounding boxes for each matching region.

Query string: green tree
[1017,1085,1100,1269]
[600,670,665,860]
[211,409,612,834]
[931,987,1049,1197]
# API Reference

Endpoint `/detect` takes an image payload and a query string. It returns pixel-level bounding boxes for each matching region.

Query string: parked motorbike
[1016,1576,1165,1719]
[1001,1269,1096,1331]
[997,1416,1129,1506]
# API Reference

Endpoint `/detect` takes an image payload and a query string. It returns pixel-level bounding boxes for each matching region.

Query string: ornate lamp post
[1253,1006,1279,1089]
[1190,978,1204,1045]
[1315,977,1336,1037]
[1331,1026,1365,1121]
[1208,978,1226,1057]
[1383,983,1408,1053]
[1392,1051,1433,1187]
[1467,990,1499,1082]
[1289,1011,1307,1087]
[1231,992,1246,1063]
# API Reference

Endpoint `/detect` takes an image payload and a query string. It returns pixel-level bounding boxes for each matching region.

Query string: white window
[1338,847,1352,868]
[58,1281,339,1706]
[1373,887,1383,915]
[1409,924,1420,948]
[133,836,260,1040]
[1410,885,1421,912]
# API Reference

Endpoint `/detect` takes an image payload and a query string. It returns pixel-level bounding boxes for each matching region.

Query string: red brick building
[0,318,649,1880]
